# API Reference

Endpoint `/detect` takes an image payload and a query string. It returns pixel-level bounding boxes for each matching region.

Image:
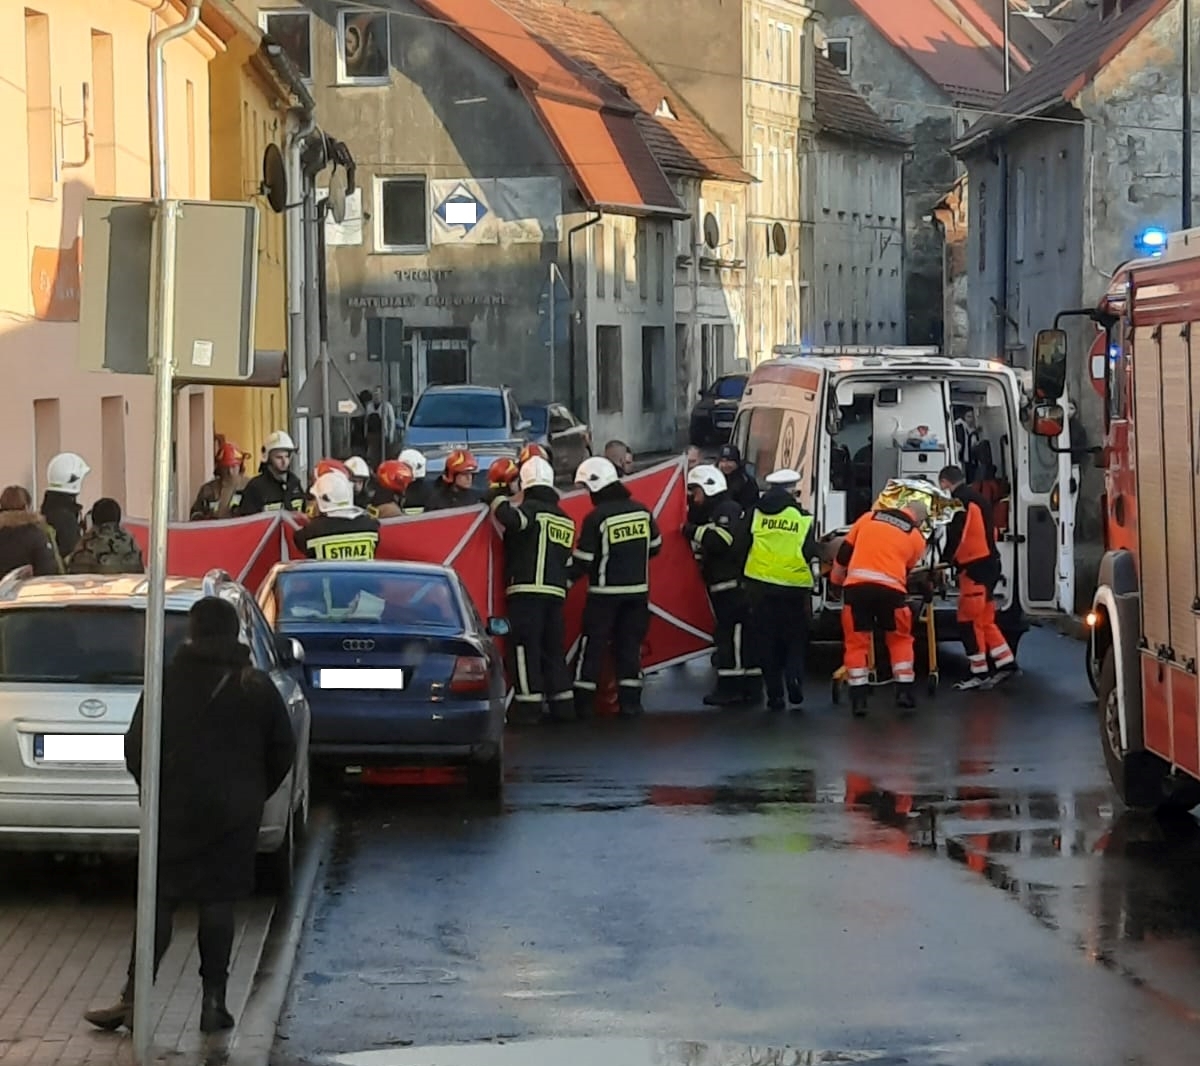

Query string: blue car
[257,560,509,795]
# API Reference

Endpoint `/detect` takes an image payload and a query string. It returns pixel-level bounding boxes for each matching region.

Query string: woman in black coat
[85,597,295,1034]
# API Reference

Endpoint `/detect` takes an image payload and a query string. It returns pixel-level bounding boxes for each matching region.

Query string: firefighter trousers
[956,574,1015,676]
[507,593,574,719]
[746,582,810,702]
[575,594,649,710]
[711,587,758,695]
[842,584,914,686]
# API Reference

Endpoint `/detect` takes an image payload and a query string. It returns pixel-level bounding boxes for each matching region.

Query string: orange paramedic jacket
[835,508,927,593]
[943,484,1000,582]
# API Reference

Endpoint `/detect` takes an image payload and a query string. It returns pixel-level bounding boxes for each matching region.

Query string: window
[25,10,53,199]
[90,31,115,195]
[594,225,606,297]
[614,228,625,299]
[1013,166,1027,262]
[409,391,505,429]
[548,406,575,435]
[779,24,794,85]
[276,571,461,629]
[715,375,745,401]
[737,407,784,483]
[655,230,666,303]
[783,140,794,216]
[636,221,649,300]
[977,181,987,272]
[337,8,390,84]
[261,10,312,81]
[641,326,665,412]
[596,326,623,413]
[826,38,851,76]
[374,177,427,252]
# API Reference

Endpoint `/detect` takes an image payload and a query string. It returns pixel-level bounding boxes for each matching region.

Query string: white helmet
[263,430,296,454]
[687,464,727,497]
[312,470,355,515]
[399,448,427,479]
[519,456,555,491]
[46,453,90,495]
[575,456,619,493]
[345,456,370,480]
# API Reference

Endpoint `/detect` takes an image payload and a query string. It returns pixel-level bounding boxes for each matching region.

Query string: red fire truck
[1048,227,1200,812]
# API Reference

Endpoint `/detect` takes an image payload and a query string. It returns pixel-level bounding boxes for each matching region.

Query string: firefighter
[429,449,481,510]
[492,456,577,722]
[232,431,306,515]
[571,456,661,717]
[938,464,1018,689]
[518,442,551,467]
[743,469,818,711]
[832,499,929,715]
[716,445,760,515]
[293,471,380,560]
[345,456,374,510]
[41,452,90,558]
[305,459,351,518]
[397,449,434,513]
[190,442,247,520]
[372,460,415,518]
[484,457,520,502]
[683,465,758,706]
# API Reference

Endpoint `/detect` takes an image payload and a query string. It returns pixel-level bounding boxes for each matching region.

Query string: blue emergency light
[1135,226,1168,256]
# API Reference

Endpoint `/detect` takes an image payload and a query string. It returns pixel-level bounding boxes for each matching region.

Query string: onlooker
[365,386,397,468]
[85,597,295,1035]
[41,452,90,557]
[0,485,62,576]
[66,498,145,575]
[604,440,634,478]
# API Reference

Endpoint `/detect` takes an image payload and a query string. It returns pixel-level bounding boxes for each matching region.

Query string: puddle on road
[330,1038,918,1066]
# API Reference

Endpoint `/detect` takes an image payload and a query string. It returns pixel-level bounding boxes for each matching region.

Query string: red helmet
[443,449,479,480]
[518,442,550,466]
[376,459,414,494]
[314,458,350,480]
[487,457,520,488]
[215,442,244,469]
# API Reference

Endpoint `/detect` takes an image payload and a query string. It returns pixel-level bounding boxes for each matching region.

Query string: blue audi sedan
[257,561,508,795]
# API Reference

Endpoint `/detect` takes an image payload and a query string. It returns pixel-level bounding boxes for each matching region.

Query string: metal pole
[1185,0,1193,229]
[137,2,199,1062]
[1003,0,1011,93]
[317,200,332,456]
[548,261,557,403]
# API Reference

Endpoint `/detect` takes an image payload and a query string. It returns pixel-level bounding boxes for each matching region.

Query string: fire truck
[1063,227,1200,812]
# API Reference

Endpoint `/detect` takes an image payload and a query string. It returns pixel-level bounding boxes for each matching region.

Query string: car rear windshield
[0,608,190,683]
[716,377,746,400]
[276,571,463,629]
[410,392,506,429]
[520,406,548,434]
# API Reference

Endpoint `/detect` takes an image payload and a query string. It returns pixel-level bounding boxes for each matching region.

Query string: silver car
[0,569,311,892]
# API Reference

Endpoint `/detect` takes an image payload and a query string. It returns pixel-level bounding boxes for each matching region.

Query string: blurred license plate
[35,734,125,763]
[317,668,406,690]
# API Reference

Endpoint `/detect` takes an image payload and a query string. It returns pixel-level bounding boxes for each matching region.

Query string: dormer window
[654,97,677,120]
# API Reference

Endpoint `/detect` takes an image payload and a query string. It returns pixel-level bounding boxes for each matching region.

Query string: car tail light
[449,656,489,694]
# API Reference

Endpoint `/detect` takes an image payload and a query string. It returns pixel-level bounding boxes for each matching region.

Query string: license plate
[35,734,126,763]
[316,668,406,690]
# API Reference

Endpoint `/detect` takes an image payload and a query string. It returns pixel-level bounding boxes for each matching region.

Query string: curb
[228,808,334,1066]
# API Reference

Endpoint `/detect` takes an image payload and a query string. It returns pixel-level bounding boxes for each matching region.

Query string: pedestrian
[743,469,817,711]
[396,449,434,512]
[345,456,374,511]
[351,389,372,455]
[716,444,759,515]
[41,452,89,557]
[683,465,759,706]
[492,456,577,722]
[831,499,929,715]
[231,431,306,516]
[0,485,62,576]
[66,498,145,575]
[603,440,634,477]
[938,465,1017,689]
[428,449,481,509]
[571,456,661,717]
[191,441,247,520]
[84,596,295,1035]
[365,386,396,468]
[294,471,380,560]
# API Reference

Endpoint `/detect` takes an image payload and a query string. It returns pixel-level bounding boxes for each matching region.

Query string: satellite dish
[771,221,788,256]
[327,166,348,225]
[261,144,288,214]
[703,212,720,250]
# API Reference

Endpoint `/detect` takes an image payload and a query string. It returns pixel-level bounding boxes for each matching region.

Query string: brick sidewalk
[0,897,274,1066]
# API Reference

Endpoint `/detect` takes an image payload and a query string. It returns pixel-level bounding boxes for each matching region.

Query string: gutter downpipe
[286,111,316,473]
[566,211,601,416]
[136,2,201,1063]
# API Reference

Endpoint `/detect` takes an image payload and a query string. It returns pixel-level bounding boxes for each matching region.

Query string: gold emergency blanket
[872,478,963,532]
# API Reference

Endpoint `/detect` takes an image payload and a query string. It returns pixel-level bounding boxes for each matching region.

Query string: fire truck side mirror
[1033,328,1069,400]
[1031,403,1066,438]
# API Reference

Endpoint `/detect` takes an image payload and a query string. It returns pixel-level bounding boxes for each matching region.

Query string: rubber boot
[703,676,744,707]
[740,674,764,705]
[617,689,644,717]
[895,683,916,711]
[199,983,234,1034]
[84,980,133,1032]
[574,689,595,720]
[786,677,804,709]
[850,686,869,718]
[548,696,576,723]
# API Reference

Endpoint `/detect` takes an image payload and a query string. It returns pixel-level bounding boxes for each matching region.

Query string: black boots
[573,689,595,719]
[850,686,869,717]
[84,980,132,1031]
[200,983,235,1033]
[895,683,916,711]
[703,677,744,706]
[86,979,234,1035]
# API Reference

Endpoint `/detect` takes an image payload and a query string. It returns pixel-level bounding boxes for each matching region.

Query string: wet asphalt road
[275,627,1200,1066]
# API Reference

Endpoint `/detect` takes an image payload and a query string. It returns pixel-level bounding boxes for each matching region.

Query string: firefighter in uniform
[683,465,759,706]
[429,449,481,509]
[518,442,551,467]
[293,471,380,560]
[939,464,1017,689]
[232,431,306,516]
[571,456,662,717]
[190,442,247,520]
[743,469,818,711]
[345,456,374,511]
[492,457,577,722]
[484,458,520,502]
[396,449,434,513]
[832,499,929,715]
[372,460,415,518]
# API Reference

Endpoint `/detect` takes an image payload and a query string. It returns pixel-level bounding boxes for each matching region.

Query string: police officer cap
[765,468,800,486]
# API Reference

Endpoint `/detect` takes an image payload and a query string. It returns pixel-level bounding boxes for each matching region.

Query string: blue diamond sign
[435,184,487,235]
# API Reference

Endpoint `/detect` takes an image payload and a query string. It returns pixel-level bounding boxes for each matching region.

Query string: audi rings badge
[342,639,376,652]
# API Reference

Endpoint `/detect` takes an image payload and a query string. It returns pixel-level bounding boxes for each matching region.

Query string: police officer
[293,471,380,560]
[571,456,661,717]
[492,457,577,723]
[429,449,481,510]
[683,465,758,706]
[743,469,818,711]
[232,431,306,516]
[396,449,434,513]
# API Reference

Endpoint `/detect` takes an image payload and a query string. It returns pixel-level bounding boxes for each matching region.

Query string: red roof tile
[409,0,684,214]
[814,53,908,148]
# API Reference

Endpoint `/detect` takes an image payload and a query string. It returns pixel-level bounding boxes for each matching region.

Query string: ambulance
[729,346,1078,648]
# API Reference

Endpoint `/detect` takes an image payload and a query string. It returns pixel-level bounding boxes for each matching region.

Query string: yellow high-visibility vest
[744,510,814,588]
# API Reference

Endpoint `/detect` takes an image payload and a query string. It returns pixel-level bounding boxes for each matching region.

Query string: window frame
[826,38,851,76]
[596,325,623,414]
[373,175,429,254]
[336,7,391,86]
[259,9,313,82]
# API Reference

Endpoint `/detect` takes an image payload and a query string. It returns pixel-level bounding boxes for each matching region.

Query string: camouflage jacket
[65,524,146,575]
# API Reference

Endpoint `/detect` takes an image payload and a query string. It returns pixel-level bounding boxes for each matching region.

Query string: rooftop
[814,53,909,149]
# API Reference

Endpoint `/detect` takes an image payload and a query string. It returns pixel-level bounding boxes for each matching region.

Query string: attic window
[654,98,677,120]
[825,38,851,76]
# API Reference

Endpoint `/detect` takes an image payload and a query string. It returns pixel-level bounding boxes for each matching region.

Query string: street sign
[294,355,362,418]
[537,267,571,347]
